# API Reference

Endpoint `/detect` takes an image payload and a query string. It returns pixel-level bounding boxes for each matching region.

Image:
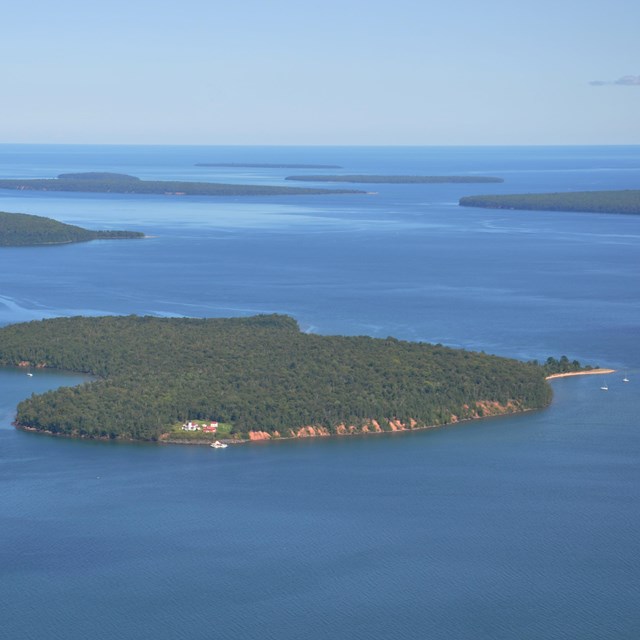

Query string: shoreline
[126,402,545,446]
[15,404,540,447]
[545,368,615,380]
[241,407,542,445]
[10,362,611,448]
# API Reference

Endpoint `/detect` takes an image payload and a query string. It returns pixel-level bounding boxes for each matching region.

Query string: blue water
[1,145,639,639]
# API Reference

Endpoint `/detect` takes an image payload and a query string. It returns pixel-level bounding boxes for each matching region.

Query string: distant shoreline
[0,172,365,197]
[545,368,615,380]
[196,163,342,169]
[459,190,640,215]
[286,175,504,184]
[0,210,144,247]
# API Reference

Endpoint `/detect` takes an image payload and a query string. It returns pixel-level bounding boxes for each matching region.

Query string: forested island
[459,190,640,214]
[0,172,364,197]
[0,314,553,443]
[196,163,342,169]
[0,211,143,246]
[286,175,504,184]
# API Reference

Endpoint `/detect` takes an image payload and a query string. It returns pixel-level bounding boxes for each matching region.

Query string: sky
[1,0,639,145]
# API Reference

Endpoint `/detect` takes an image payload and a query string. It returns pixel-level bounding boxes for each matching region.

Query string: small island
[196,163,343,169]
[0,172,364,197]
[0,211,143,246]
[0,314,553,443]
[286,175,504,184]
[459,190,640,215]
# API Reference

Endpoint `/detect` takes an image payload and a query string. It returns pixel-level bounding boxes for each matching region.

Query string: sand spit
[545,368,615,380]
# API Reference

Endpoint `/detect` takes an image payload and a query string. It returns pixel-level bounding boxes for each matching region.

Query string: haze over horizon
[2,0,638,146]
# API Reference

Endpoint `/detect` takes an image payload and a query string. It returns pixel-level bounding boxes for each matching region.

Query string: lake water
[1,145,639,639]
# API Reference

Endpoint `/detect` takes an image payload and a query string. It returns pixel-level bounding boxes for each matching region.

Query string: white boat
[600,385,608,391]
[623,377,629,383]
[26,372,33,377]
[210,441,228,449]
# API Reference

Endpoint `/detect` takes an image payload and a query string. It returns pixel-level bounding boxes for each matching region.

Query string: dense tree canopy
[0,172,364,197]
[0,315,552,442]
[0,211,143,246]
[537,356,594,376]
[459,190,640,214]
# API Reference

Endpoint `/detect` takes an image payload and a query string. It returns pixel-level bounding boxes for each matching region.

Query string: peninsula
[0,314,552,443]
[286,175,504,184]
[0,211,143,246]
[0,172,365,197]
[459,190,640,215]
[535,355,612,379]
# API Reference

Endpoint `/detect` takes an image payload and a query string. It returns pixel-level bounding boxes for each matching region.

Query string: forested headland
[459,190,640,214]
[0,314,552,443]
[0,211,143,246]
[0,172,364,197]
[286,175,504,184]
[535,356,595,377]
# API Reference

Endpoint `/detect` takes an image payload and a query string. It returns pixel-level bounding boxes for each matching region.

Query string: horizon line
[1,142,639,148]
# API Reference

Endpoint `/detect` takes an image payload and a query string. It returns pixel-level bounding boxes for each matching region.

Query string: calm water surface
[0,145,639,639]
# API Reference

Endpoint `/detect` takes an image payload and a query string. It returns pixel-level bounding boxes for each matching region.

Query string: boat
[600,385,608,391]
[26,372,33,377]
[210,441,228,449]
[623,377,629,383]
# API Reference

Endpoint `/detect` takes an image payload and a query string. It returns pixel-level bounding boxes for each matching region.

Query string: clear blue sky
[2,0,639,145]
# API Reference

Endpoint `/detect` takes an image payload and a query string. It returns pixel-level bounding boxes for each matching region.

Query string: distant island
[0,211,143,246]
[196,163,343,169]
[0,172,364,197]
[286,175,504,184]
[459,190,640,215]
[0,314,553,443]
[58,172,140,182]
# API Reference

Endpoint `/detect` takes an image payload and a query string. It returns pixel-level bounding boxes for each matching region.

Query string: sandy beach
[545,368,615,380]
